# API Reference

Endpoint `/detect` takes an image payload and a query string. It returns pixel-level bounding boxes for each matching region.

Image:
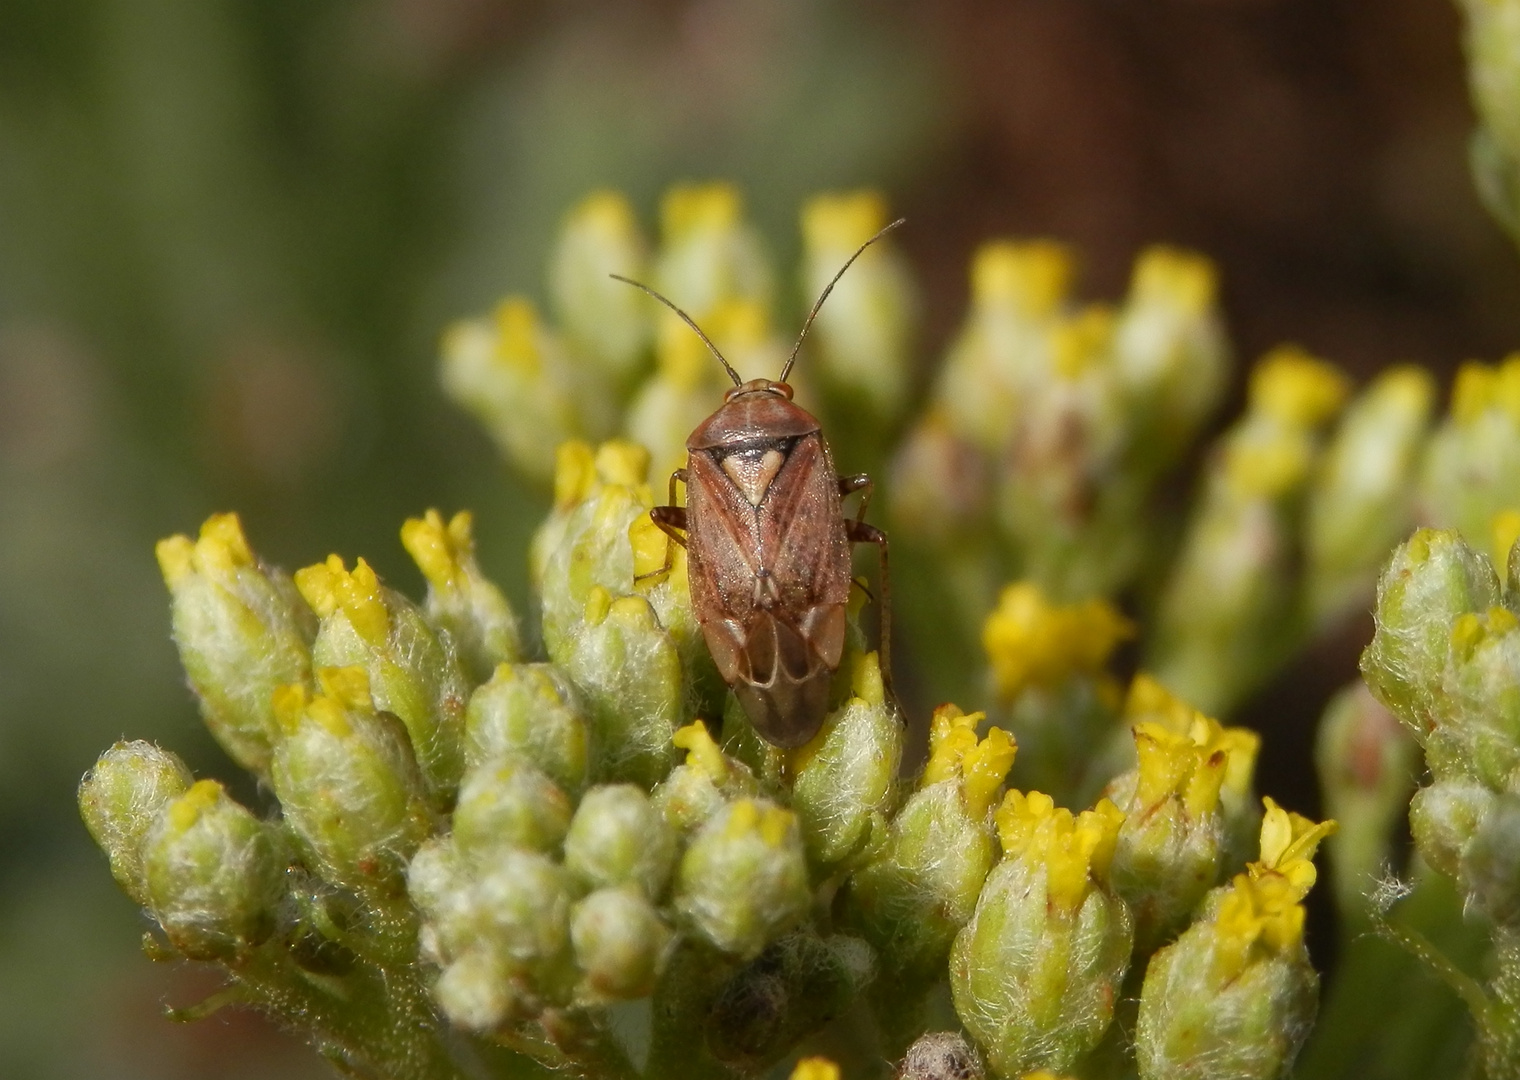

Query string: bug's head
[724,378,794,402]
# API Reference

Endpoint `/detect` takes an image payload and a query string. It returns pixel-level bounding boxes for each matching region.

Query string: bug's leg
[636,470,688,583]
[845,518,893,693]
[838,473,874,524]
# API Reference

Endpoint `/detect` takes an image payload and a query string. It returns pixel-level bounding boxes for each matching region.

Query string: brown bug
[613,220,901,747]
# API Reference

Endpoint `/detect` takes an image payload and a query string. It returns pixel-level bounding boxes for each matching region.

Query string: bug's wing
[684,450,765,620]
[756,433,853,612]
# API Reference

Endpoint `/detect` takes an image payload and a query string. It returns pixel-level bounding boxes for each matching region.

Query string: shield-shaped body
[683,384,852,747]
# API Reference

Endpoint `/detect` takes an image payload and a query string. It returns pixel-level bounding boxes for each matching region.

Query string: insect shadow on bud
[610,220,905,748]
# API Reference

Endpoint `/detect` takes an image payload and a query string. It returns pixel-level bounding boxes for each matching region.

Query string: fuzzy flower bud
[155,513,313,774]
[548,190,653,387]
[1111,245,1227,468]
[950,792,1130,1077]
[295,554,469,800]
[452,756,572,860]
[417,848,577,1022]
[440,296,591,484]
[675,798,810,960]
[1409,779,1494,880]
[79,741,194,906]
[1136,803,1333,1080]
[652,720,761,834]
[1106,713,1259,952]
[270,667,432,893]
[400,509,521,684]
[1420,355,1520,540]
[463,662,589,796]
[563,587,682,788]
[936,240,1074,453]
[571,885,674,1002]
[790,652,904,870]
[889,410,992,546]
[1361,528,1501,740]
[1314,682,1419,916]
[843,706,1012,983]
[141,779,285,960]
[653,182,774,321]
[800,190,917,426]
[1460,792,1520,925]
[564,784,677,898]
[1305,366,1435,621]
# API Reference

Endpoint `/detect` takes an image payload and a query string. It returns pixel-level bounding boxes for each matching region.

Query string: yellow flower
[672,721,728,785]
[995,790,1124,911]
[723,798,794,849]
[789,1057,840,1080]
[1129,245,1217,315]
[662,181,741,241]
[1129,703,1259,819]
[1247,344,1349,428]
[1211,870,1308,982]
[1492,508,1520,571]
[294,555,389,646]
[400,509,476,593]
[802,190,890,252]
[924,705,1017,818]
[971,240,1074,318]
[1251,797,1336,901]
[983,582,1133,700]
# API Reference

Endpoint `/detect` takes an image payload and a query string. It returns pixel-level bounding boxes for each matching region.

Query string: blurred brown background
[1,0,1513,1075]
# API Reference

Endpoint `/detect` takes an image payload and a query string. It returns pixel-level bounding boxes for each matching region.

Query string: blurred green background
[4,1,1520,1075]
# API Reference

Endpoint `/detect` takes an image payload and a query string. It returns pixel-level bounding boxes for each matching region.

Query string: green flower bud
[79,741,194,906]
[652,721,761,834]
[453,757,572,860]
[548,190,653,388]
[464,662,589,796]
[564,784,676,898]
[1441,604,1520,787]
[1315,682,1420,916]
[571,885,674,1001]
[1106,715,1258,953]
[1153,346,1349,713]
[653,182,774,323]
[1461,1,1520,239]
[408,837,472,967]
[1111,245,1227,470]
[563,587,682,788]
[889,411,991,547]
[1410,779,1494,880]
[1137,802,1332,1080]
[468,851,577,988]
[271,668,432,894]
[706,932,876,1068]
[1136,872,1319,1080]
[535,438,654,657]
[401,509,521,684]
[842,706,1010,983]
[1305,367,1434,621]
[1362,528,1499,734]
[433,946,521,1032]
[141,779,285,960]
[1419,357,1520,540]
[799,191,917,427]
[935,240,1074,454]
[1460,792,1520,924]
[950,793,1131,1077]
[895,1032,984,1080]
[295,555,470,801]
[439,296,590,485]
[675,798,810,960]
[790,652,902,870]
[155,513,313,774]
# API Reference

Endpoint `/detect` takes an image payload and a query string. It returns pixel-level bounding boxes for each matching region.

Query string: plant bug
[613,220,902,747]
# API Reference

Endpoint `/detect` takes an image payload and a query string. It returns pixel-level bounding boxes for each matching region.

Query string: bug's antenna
[779,217,906,384]
[609,274,742,388]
